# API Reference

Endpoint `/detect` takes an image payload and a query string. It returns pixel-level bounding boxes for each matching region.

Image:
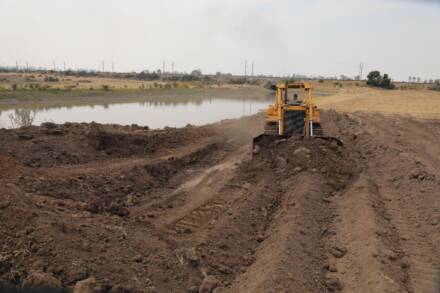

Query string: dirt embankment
[0,111,439,293]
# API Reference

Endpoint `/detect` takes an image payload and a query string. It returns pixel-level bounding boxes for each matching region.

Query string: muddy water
[0,97,271,129]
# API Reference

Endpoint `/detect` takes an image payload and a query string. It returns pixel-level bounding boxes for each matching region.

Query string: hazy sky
[0,0,439,80]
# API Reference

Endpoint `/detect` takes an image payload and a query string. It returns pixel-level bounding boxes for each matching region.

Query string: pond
[0,97,272,129]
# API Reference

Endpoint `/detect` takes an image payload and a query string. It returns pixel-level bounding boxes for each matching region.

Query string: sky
[0,0,439,81]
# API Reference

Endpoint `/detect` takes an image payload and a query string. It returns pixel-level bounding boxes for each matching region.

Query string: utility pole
[63,61,66,72]
[162,61,165,74]
[53,60,56,71]
[358,62,364,80]
[245,60,248,78]
[102,61,105,72]
[26,62,29,72]
[251,62,254,76]
[172,61,175,73]
[16,61,18,71]
[112,61,114,73]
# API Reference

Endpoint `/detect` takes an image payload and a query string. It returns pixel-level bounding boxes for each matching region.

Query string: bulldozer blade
[313,135,344,146]
[252,133,343,155]
[252,134,289,154]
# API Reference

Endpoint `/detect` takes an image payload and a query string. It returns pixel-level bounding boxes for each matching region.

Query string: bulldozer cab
[265,81,316,137]
[279,82,308,106]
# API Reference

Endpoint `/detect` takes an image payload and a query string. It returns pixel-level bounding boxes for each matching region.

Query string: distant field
[315,85,440,119]
[2,72,439,119]
[0,72,198,90]
[0,72,262,100]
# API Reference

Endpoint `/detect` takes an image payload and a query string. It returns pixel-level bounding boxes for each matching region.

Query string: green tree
[367,71,382,87]
[367,71,395,89]
[430,80,440,91]
[381,74,392,89]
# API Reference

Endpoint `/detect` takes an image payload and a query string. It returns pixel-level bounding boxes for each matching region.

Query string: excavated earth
[0,111,439,293]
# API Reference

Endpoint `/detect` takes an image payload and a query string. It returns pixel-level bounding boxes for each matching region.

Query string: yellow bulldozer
[253,81,339,150]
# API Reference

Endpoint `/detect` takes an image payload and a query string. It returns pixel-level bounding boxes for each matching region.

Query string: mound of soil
[0,122,215,168]
[1,111,439,293]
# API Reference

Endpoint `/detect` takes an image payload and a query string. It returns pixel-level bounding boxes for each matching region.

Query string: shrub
[180,74,201,82]
[162,75,180,81]
[264,82,277,91]
[366,71,382,87]
[228,78,246,85]
[191,69,202,76]
[102,85,110,90]
[137,71,160,81]
[430,80,440,91]
[246,79,261,86]
[11,84,18,90]
[381,74,394,89]
[44,76,60,82]
[367,71,395,89]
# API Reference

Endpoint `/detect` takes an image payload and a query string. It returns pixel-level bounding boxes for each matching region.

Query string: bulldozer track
[174,198,228,233]
[377,178,439,293]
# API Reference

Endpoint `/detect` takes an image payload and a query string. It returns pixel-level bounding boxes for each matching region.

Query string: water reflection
[0,97,271,129]
[7,109,36,128]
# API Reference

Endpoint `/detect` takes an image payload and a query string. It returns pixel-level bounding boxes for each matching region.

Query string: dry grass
[0,72,149,90]
[0,72,246,91]
[315,86,440,119]
[0,72,259,101]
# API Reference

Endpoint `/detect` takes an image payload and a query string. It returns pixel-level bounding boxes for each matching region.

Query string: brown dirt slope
[0,111,439,292]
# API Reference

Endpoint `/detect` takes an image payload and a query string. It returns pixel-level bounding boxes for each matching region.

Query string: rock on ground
[73,277,101,293]
[22,271,62,291]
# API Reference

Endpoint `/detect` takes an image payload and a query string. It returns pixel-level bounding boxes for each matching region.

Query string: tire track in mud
[225,175,332,293]
[328,111,440,293]
[360,113,440,293]
[165,137,359,292]
[132,145,249,239]
[372,157,440,293]
[154,146,249,234]
[380,179,440,293]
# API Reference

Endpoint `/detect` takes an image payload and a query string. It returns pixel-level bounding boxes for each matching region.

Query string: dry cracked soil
[0,111,439,293]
